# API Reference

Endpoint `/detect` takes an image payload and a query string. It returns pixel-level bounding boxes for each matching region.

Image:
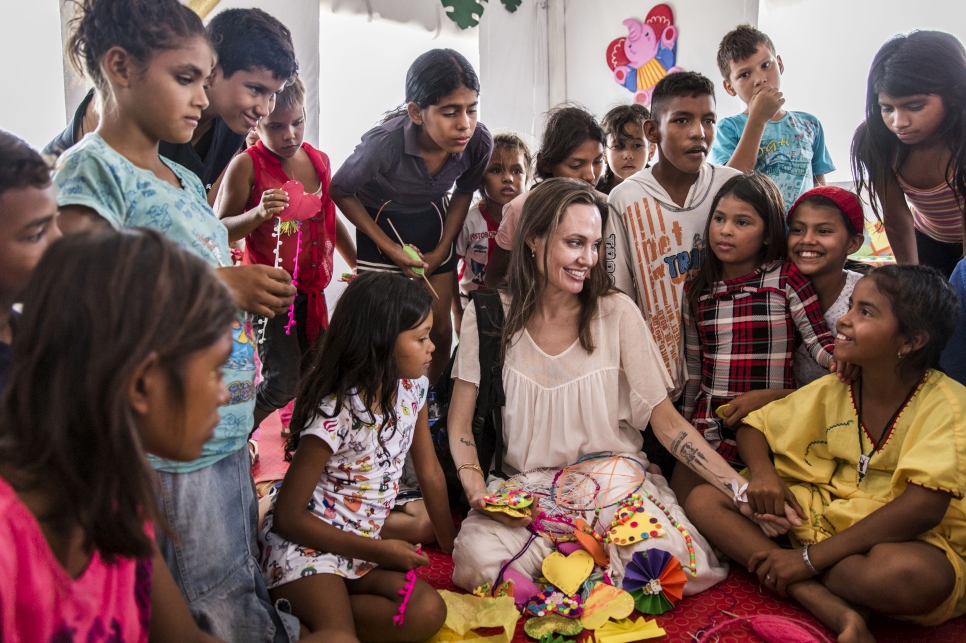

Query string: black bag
[430,289,507,506]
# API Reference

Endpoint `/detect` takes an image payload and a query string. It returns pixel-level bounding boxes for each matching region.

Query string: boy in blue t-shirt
[710,24,834,210]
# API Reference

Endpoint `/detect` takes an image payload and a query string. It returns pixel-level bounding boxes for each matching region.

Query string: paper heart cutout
[500,565,539,608]
[580,583,635,630]
[556,542,582,556]
[522,614,583,640]
[542,550,594,597]
[279,180,322,222]
[574,518,610,567]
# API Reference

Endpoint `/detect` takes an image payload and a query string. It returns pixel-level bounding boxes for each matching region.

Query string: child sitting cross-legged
[0,229,233,642]
[258,271,455,643]
[687,265,966,643]
[216,76,356,436]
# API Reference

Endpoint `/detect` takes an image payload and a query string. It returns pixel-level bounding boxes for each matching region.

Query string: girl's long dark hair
[868,265,958,381]
[66,0,206,96]
[686,173,787,316]
[383,48,481,122]
[288,272,433,458]
[502,178,613,360]
[851,30,966,220]
[535,105,606,181]
[0,229,236,561]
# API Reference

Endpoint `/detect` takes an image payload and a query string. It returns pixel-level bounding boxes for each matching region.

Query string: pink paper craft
[393,548,423,627]
[284,222,303,336]
[556,542,582,556]
[278,180,322,222]
[500,565,539,608]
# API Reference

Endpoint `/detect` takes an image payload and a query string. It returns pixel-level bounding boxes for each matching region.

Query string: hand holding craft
[373,539,430,572]
[255,188,289,221]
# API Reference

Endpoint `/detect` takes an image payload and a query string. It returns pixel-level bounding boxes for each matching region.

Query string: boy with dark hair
[161,8,298,195]
[607,72,740,400]
[711,24,834,211]
[46,8,298,199]
[0,131,61,392]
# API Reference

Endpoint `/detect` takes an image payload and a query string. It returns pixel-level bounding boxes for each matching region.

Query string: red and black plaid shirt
[682,261,835,467]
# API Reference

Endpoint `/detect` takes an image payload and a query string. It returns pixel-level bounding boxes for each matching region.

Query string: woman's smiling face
[531,202,602,296]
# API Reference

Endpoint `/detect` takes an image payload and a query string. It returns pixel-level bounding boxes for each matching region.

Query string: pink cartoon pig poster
[605,4,681,106]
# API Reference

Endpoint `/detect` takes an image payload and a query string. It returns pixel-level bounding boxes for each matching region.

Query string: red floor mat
[253,412,966,641]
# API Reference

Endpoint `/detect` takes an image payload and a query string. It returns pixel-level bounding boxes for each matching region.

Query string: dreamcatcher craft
[621,549,687,615]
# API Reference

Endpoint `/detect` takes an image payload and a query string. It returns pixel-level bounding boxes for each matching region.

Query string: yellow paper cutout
[422,626,505,643]
[595,616,666,643]
[436,590,520,643]
[581,583,636,630]
[186,0,221,19]
[482,504,531,519]
[542,550,594,596]
[607,509,665,546]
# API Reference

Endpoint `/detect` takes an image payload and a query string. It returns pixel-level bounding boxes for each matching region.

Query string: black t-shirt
[43,88,96,158]
[159,118,245,193]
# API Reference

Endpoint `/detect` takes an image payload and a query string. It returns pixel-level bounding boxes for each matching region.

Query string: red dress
[243,141,337,343]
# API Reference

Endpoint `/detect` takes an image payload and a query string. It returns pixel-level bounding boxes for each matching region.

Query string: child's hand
[829,358,860,383]
[375,540,430,572]
[747,468,805,522]
[749,547,815,597]
[217,264,296,317]
[721,389,790,428]
[386,244,429,279]
[255,189,289,221]
[748,86,785,124]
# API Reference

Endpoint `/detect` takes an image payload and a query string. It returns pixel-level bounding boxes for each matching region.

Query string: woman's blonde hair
[500,178,613,360]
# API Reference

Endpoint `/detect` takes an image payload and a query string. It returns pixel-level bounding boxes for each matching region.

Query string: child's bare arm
[149,546,225,643]
[879,173,919,264]
[334,216,357,269]
[483,246,510,289]
[726,88,784,173]
[427,190,473,275]
[271,435,427,571]
[814,173,828,186]
[451,266,464,335]
[410,404,457,553]
[214,154,289,243]
[332,193,426,278]
[58,204,112,235]
[736,425,804,520]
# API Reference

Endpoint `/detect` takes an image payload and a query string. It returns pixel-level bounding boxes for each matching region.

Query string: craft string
[392,548,423,627]
[494,529,538,589]
[284,221,303,336]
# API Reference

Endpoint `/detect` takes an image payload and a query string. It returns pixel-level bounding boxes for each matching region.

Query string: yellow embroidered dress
[743,370,966,624]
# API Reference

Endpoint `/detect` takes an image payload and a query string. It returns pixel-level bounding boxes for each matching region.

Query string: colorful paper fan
[621,549,687,615]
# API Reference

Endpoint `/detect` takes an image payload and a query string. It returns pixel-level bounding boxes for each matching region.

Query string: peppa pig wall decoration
[605,4,681,106]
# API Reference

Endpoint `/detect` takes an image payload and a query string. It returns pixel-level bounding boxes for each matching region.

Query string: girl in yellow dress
[687,265,966,643]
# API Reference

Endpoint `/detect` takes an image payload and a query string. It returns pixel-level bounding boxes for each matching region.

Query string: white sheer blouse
[453,292,673,474]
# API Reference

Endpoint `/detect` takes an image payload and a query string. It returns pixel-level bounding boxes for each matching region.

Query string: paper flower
[621,548,687,615]
[595,616,666,643]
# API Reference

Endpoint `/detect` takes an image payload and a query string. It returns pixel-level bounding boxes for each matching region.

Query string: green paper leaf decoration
[441,0,486,29]
[500,0,522,11]
[630,588,674,615]
[538,634,570,643]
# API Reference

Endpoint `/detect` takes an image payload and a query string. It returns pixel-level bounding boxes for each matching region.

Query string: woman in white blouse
[447,178,767,594]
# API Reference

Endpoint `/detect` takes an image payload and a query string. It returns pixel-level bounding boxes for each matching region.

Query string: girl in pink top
[0,230,234,643]
[852,30,966,277]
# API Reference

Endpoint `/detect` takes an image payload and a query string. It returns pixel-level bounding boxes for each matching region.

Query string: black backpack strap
[468,289,506,479]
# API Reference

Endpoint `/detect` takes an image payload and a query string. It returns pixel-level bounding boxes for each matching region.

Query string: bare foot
[836,609,874,643]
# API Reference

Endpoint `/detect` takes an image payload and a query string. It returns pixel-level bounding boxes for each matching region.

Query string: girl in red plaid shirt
[673,173,838,500]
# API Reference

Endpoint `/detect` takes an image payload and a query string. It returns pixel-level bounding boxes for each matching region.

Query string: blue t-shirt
[710,111,835,211]
[54,134,255,473]
[941,258,966,386]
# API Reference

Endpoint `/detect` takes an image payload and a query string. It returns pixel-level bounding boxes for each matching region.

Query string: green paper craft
[402,245,425,275]
[523,614,583,639]
[538,634,570,643]
[500,0,522,11]
[630,587,674,615]
[441,0,485,28]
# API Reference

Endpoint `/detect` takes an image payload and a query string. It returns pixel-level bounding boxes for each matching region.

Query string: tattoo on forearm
[460,438,476,448]
[670,431,687,454]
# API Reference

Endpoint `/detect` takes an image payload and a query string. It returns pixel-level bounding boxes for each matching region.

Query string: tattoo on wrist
[460,438,475,448]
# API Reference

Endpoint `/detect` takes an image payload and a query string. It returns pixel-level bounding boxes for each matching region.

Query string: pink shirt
[494,192,528,251]
[0,476,152,643]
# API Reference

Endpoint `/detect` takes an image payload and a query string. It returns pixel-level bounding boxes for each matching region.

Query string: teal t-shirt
[710,111,835,211]
[54,134,255,473]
